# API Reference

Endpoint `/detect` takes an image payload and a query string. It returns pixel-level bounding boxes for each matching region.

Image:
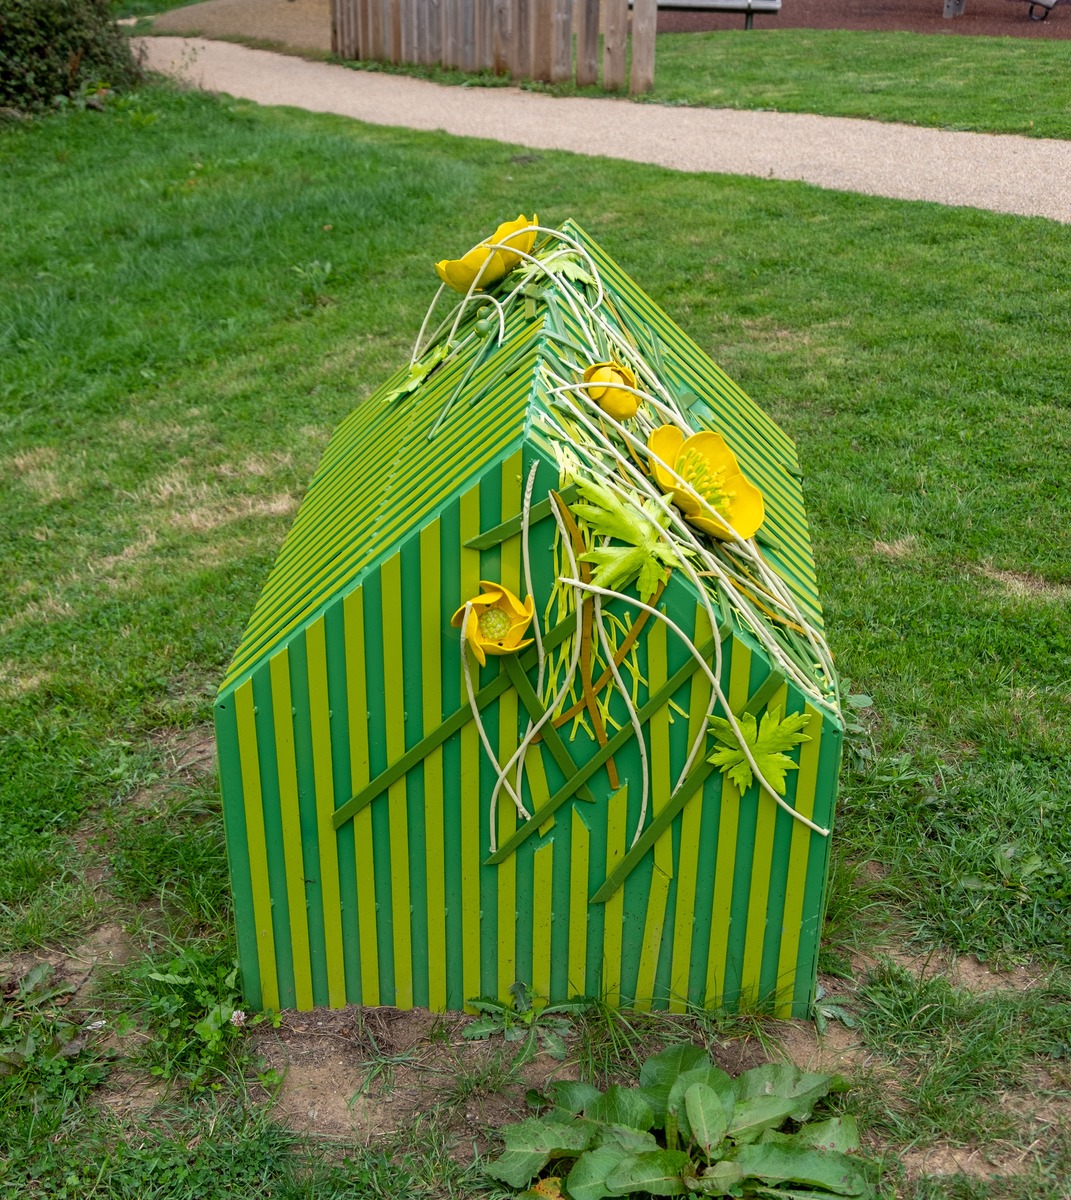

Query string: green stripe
[250,665,297,1009]
[213,695,261,1008]
[360,568,395,1003]
[322,599,362,1003]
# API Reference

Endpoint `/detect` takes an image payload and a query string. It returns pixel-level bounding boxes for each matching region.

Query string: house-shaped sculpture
[214,219,844,1019]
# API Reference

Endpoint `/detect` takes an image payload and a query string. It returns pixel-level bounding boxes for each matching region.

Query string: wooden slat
[531,0,553,81]
[575,0,598,86]
[358,0,373,60]
[512,0,532,77]
[459,0,477,71]
[426,0,443,64]
[602,0,628,90]
[630,0,657,94]
[550,0,572,83]
[476,0,494,69]
[390,0,403,62]
[492,0,512,73]
[443,0,459,67]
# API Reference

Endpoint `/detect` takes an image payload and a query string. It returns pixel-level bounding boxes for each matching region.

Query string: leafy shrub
[486,1043,879,1199]
[0,0,141,113]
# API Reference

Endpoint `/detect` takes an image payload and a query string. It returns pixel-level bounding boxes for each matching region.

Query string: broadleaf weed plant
[122,943,275,1090]
[465,982,588,1067]
[487,1042,879,1198]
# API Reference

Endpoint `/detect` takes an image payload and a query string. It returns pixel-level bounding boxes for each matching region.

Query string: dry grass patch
[978,565,1071,603]
[873,536,916,559]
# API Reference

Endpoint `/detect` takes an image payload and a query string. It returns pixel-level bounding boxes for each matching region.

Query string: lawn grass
[2,83,1069,1196]
[650,29,1071,140]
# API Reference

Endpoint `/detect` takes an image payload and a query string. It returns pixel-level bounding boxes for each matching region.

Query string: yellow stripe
[306,617,346,1008]
[270,650,314,1009]
[569,809,590,998]
[705,641,752,1006]
[774,705,823,1016]
[381,554,413,1009]
[234,680,279,1010]
[496,453,523,1000]
[602,784,629,1006]
[634,623,672,1010]
[739,682,788,1008]
[344,588,379,1005]
[420,521,447,1011]
[459,485,482,1004]
[668,606,713,1011]
[532,841,554,1001]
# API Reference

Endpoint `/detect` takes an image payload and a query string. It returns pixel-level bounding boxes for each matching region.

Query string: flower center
[678,448,735,514]
[477,606,512,641]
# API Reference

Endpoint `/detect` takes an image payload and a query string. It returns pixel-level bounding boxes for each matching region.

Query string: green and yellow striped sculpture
[214,219,844,1019]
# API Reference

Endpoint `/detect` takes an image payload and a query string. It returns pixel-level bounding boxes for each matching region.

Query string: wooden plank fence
[331,0,658,93]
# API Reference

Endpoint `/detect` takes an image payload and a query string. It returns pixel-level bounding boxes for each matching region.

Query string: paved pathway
[139,37,1071,223]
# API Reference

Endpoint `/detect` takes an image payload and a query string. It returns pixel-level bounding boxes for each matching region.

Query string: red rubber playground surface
[657,0,1070,38]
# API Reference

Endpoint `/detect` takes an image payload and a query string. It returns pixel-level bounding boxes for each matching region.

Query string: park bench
[650,0,783,31]
[946,0,1058,17]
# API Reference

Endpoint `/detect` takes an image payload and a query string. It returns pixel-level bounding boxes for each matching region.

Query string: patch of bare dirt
[96,1069,168,1119]
[768,1017,871,1077]
[0,923,134,1010]
[254,1006,533,1141]
[852,946,1047,993]
[152,725,218,782]
[998,1064,1071,1133]
[900,1142,1035,1180]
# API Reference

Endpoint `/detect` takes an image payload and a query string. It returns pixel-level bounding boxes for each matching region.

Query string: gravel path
[138,36,1071,223]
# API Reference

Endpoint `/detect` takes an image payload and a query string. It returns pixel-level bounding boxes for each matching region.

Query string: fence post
[602,0,628,91]
[629,0,656,94]
[575,0,598,86]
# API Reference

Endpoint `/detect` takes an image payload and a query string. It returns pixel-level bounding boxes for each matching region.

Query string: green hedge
[0,0,141,112]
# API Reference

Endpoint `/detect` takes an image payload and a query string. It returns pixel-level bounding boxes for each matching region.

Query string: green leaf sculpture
[707,704,813,795]
[570,476,684,601]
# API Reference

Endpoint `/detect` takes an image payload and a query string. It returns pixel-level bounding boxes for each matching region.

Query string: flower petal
[647,424,686,491]
[664,485,700,517]
[724,472,765,540]
[679,430,739,475]
[485,635,534,657]
[492,214,538,270]
[476,581,508,606]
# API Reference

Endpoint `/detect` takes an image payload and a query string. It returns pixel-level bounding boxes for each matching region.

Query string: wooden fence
[330,0,658,93]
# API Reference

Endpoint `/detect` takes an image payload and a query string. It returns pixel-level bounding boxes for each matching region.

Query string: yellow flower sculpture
[647,425,765,541]
[434,214,538,293]
[451,581,536,666]
[582,360,641,421]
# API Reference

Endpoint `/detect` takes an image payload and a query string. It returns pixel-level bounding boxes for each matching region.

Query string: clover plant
[485,1044,878,1199]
